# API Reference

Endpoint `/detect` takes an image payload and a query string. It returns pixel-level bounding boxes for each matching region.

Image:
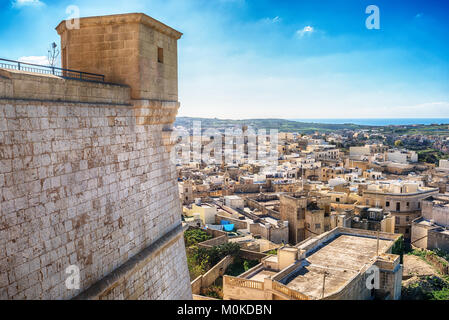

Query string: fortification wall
[0,73,191,300]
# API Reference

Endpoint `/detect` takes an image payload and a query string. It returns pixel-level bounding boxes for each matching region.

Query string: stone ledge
[56,13,183,40]
[0,69,131,105]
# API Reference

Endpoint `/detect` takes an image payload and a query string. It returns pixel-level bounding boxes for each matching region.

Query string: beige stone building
[0,13,192,300]
[184,202,217,225]
[179,180,194,205]
[349,144,388,160]
[280,193,332,244]
[411,195,449,252]
[362,182,439,240]
[320,166,345,182]
[248,218,289,245]
[280,194,307,244]
[223,228,403,300]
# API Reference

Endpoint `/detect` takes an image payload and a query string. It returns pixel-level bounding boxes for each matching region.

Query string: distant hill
[174,117,371,133]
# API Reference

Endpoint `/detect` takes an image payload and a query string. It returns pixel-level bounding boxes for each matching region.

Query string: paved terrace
[248,270,278,282]
[282,234,393,299]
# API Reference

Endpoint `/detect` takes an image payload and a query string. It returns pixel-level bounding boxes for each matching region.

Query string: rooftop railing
[223,275,310,300]
[272,280,309,300]
[0,58,105,83]
[223,275,264,290]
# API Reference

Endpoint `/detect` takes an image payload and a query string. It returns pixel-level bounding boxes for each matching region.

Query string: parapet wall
[0,69,130,105]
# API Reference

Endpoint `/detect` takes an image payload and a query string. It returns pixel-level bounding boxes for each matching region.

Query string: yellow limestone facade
[0,13,192,300]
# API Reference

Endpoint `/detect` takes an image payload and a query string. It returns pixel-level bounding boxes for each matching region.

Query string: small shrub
[184,228,212,247]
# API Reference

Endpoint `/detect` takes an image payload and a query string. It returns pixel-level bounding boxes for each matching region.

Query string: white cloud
[18,56,49,66]
[12,0,45,8]
[392,101,449,117]
[261,16,281,24]
[296,26,314,37]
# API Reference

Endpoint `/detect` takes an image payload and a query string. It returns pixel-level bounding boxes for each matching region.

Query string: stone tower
[0,13,192,300]
[56,13,181,102]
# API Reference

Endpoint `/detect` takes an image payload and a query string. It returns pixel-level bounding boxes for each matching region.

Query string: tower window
[158,47,164,63]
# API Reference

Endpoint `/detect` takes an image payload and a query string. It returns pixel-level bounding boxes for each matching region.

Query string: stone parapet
[0,69,130,105]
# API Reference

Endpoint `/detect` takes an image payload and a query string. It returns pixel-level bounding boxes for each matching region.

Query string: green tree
[184,228,212,247]
[243,259,259,271]
[208,242,241,265]
[394,140,403,147]
[392,235,404,264]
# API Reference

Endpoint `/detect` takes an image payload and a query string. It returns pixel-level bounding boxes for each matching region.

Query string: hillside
[175,117,370,133]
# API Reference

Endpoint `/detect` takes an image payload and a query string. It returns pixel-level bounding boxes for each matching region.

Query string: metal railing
[0,58,105,82]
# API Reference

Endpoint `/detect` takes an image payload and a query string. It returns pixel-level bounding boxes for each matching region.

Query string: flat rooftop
[248,270,277,282]
[282,234,393,299]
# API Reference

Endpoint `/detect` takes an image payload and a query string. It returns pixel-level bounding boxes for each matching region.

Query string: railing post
[18,62,21,70]
[51,67,55,75]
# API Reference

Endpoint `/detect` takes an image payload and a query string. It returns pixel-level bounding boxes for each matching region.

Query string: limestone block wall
[83,231,191,300]
[190,255,234,295]
[428,229,449,252]
[197,235,228,249]
[138,23,179,101]
[0,69,130,105]
[0,98,191,300]
[378,266,403,300]
[56,13,181,101]
[239,249,267,261]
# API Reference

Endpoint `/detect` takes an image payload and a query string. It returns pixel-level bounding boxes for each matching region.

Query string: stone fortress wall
[0,13,192,300]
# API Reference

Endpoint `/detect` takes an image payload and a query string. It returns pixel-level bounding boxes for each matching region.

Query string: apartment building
[223,228,403,300]
[362,182,439,240]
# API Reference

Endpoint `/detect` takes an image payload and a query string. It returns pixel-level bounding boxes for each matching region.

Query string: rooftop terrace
[282,234,393,299]
[227,227,401,300]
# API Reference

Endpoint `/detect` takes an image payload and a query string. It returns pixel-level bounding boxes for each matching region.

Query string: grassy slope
[175,117,449,135]
[175,117,369,133]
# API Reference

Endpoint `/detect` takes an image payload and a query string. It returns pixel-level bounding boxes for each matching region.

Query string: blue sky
[1,0,449,119]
